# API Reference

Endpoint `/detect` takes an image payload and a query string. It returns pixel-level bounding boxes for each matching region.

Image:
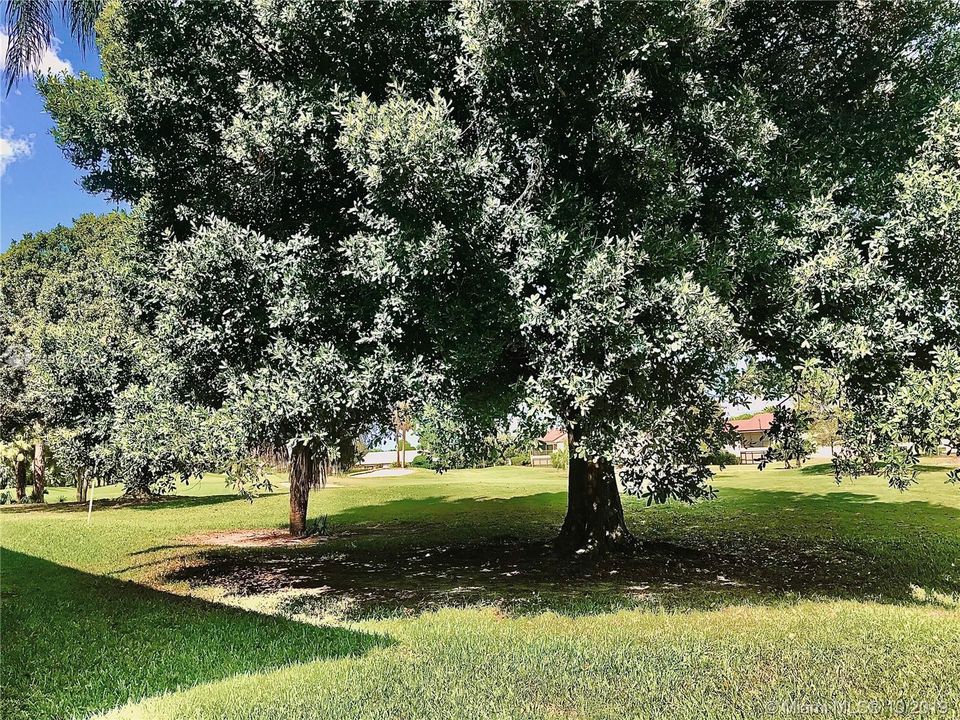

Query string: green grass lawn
[2,462,959,719]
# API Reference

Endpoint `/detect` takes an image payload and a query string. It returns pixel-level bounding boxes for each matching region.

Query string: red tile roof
[540,428,567,444]
[729,412,774,433]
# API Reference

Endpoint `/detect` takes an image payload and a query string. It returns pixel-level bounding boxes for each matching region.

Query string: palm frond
[3,0,54,93]
[61,0,103,52]
[3,0,104,94]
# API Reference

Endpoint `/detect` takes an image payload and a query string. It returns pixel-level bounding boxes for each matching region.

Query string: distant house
[531,429,567,466]
[730,412,774,447]
[538,429,568,453]
[729,412,774,462]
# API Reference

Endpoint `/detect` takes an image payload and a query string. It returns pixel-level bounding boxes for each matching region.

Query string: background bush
[705,449,740,466]
[551,448,569,470]
[411,454,435,470]
[506,451,530,466]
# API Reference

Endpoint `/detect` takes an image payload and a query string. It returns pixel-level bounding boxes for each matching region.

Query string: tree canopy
[0,212,151,496]
[31,0,960,548]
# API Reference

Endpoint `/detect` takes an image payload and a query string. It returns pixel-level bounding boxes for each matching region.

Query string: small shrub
[763,438,817,468]
[411,454,434,469]
[759,407,816,470]
[506,452,530,466]
[551,448,569,470]
[308,514,329,536]
[705,450,740,466]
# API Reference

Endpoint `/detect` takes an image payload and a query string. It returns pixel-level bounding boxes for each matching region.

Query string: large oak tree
[338,1,959,550]
[40,0,959,548]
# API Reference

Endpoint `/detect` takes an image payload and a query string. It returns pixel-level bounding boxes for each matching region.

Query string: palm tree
[3,0,104,93]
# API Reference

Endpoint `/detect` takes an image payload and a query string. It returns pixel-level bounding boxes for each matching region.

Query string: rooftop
[540,428,567,444]
[729,412,775,433]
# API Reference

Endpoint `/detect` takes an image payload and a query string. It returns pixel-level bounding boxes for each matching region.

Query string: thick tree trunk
[556,428,635,555]
[122,485,156,500]
[31,439,45,503]
[15,459,26,502]
[289,458,309,537]
[288,440,326,536]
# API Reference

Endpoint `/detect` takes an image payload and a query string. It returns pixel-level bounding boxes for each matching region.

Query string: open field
[2,462,959,719]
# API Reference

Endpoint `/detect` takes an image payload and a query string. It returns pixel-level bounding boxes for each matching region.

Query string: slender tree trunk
[31,439,45,503]
[288,440,326,536]
[15,459,26,502]
[401,428,407,468]
[555,427,635,554]
[76,467,88,503]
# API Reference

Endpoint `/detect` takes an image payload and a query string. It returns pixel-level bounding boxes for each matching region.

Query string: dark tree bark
[30,439,45,503]
[15,459,27,502]
[76,467,89,503]
[288,440,326,536]
[122,483,156,500]
[556,427,635,555]
[289,459,309,537]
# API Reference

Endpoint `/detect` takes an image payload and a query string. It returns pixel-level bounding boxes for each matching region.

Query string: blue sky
[1,20,117,251]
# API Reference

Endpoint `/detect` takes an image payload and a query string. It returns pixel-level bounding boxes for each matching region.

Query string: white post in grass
[87,483,94,523]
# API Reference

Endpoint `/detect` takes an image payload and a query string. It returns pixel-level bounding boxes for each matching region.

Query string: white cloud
[0,32,74,77]
[0,126,34,177]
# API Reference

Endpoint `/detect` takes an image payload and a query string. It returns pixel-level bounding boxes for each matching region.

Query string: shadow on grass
[164,487,960,620]
[330,491,567,529]
[0,548,390,720]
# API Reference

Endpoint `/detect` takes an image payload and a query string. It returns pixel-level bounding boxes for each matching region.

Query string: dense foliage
[38,1,465,529]
[0,213,152,498]
[758,407,815,471]
[28,0,960,546]
[333,1,960,542]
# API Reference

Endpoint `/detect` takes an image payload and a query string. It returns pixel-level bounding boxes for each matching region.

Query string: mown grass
[2,462,959,719]
[1,550,387,720]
